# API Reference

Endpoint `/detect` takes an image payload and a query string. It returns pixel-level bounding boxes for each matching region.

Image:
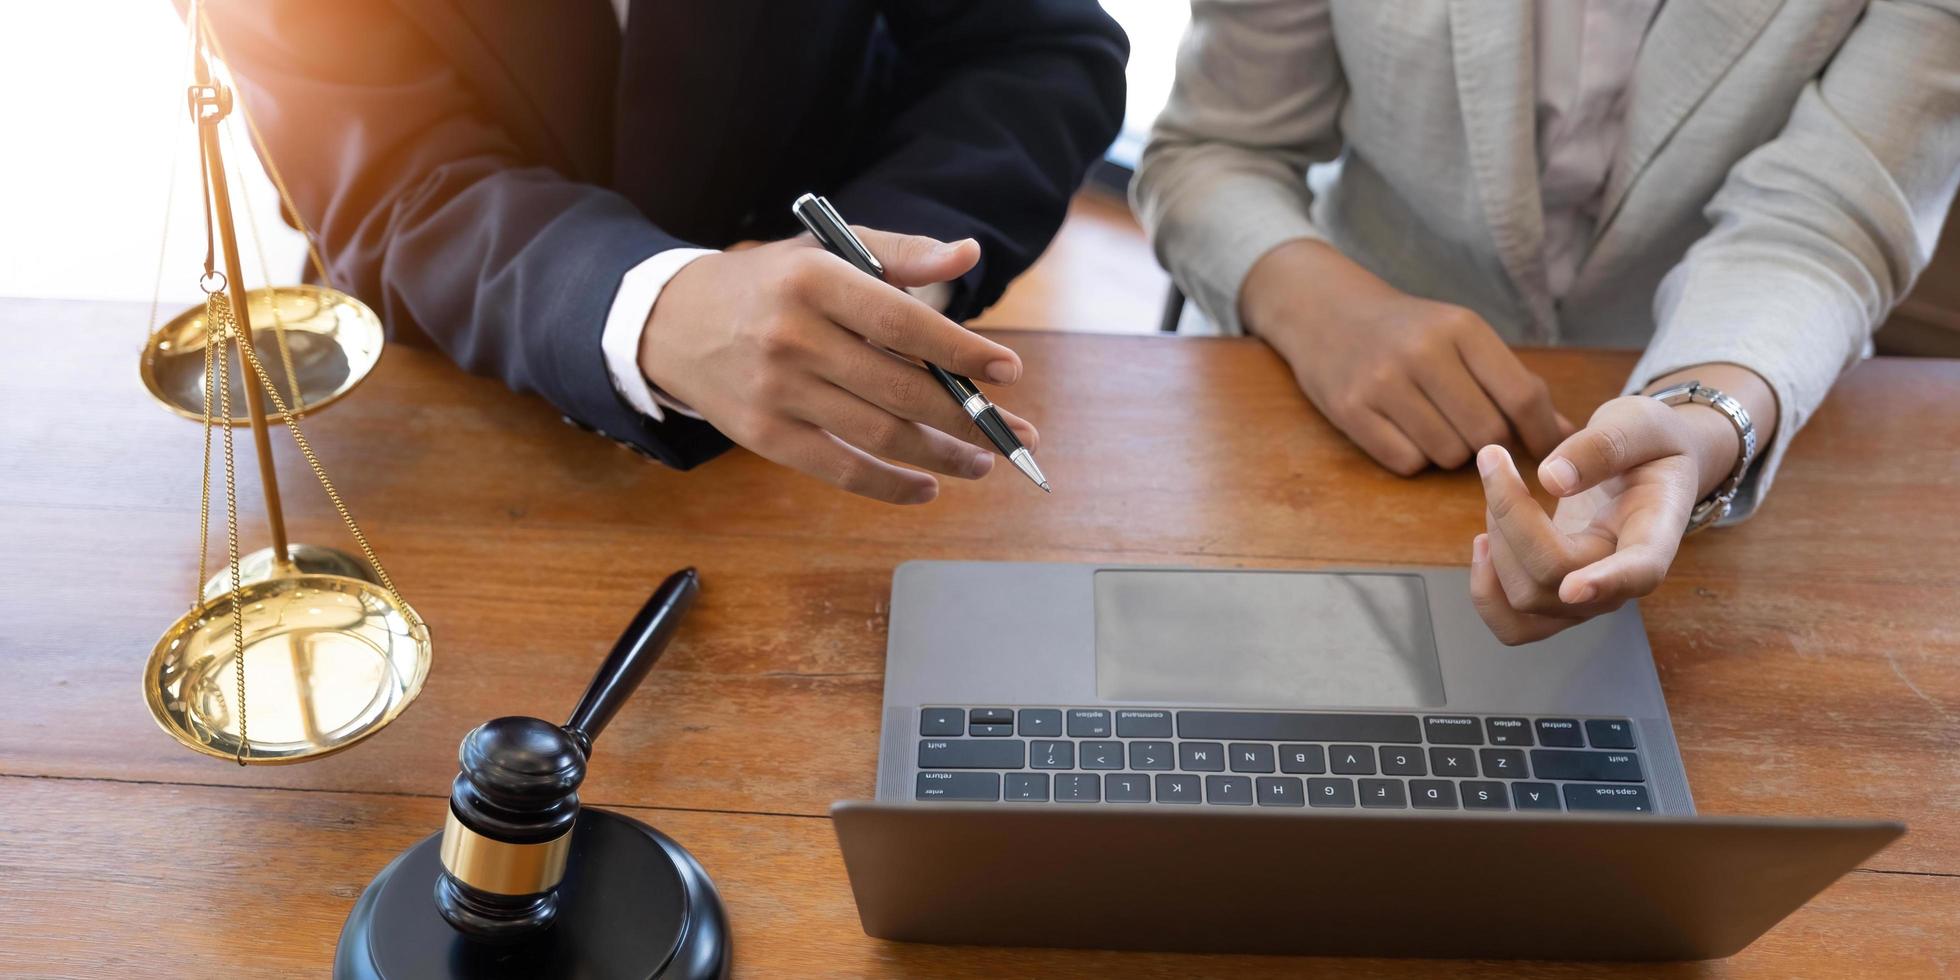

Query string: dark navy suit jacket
[206,0,1127,468]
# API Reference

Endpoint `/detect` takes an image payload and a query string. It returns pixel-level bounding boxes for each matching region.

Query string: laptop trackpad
[1093,570,1446,709]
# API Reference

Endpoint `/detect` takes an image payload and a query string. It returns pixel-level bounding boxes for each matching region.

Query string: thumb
[1537,396,1681,497]
[851,227,980,288]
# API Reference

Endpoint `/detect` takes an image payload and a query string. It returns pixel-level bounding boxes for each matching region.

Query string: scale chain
[227,297,420,629]
[195,291,217,603]
[208,291,248,764]
[222,117,305,415]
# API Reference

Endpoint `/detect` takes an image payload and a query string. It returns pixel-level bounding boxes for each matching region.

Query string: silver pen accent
[1009,448,1050,493]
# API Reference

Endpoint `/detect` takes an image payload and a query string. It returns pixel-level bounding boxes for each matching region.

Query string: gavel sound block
[335,569,730,980]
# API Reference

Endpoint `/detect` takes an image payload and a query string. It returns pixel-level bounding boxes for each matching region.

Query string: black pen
[792,193,1050,493]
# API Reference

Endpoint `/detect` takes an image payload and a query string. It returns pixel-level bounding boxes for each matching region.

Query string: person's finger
[993,406,1039,452]
[1470,533,1579,645]
[1454,330,1565,457]
[1373,376,1473,468]
[752,421,941,505]
[815,339,1040,453]
[791,380,995,481]
[1477,444,1573,588]
[1336,406,1429,476]
[1537,397,1679,497]
[849,227,983,288]
[1411,356,1513,458]
[797,254,1022,383]
[1557,492,1688,605]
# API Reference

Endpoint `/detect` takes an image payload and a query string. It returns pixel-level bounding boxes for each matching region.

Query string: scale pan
[140,284,384,423]
[145,574,431,764]
[201,542,377,602]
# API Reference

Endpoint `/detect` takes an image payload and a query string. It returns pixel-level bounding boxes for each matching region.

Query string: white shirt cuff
[601,247,717,422]
[602,250,959,425]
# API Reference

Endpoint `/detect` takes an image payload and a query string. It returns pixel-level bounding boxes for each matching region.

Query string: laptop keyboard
[912,707,1651,813]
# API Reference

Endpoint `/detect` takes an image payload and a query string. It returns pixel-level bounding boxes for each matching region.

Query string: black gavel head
[433,716,586,942]
[431,568,698,944]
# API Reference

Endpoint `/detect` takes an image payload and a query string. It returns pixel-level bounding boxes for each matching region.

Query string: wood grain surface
[2,298,1956,976]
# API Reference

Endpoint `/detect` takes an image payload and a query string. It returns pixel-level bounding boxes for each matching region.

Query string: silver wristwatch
[1649,380,1756,535]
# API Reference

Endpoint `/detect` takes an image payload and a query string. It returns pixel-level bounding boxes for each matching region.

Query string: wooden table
[4,298,1957,977]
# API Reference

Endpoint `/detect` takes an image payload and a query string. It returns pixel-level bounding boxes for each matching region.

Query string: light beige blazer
[1133,0,1960,514]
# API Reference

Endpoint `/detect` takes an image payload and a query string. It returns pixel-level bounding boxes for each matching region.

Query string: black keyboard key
[1535,718,1584,747]
[1080,740,1125,770]
[1177,711,1422,744]
[1429,747,1476,777]
[1030,740,1075,770]
[1461,780,1510,810]
[1330,745,1376,775]
[1309,777,1357,807]
[916,771,999,801]
[1105,773,1151,803]
[1054,773,1100,803]
[1379,746,1426,776]
[968,723,1013,737]
[1115,709,1174,738]
[1279,744,1327,774]
[1228,743,1277,773]
[1531,749,1644,782]
[1004,772,1050,802]
[1155,774,1202,803]
[919,708,963,737]
[969,708,1014,725]
[1255,776,1305,807]
[1586,719,1637,749]
[1359,778,1407,808]
[1564,783,1652,813]
[1205,775,1254,805]
[1017,709,1063,737]
[1423,716,1483,745]
[918,739,1024,769]
[1485,717,1533,745]
[1479,747,1527,779]
[1410,779,1459,809]
[1512,781,1561,810]
[1129,741,1175,771]
[1067,709,1111,738]
[1179,741,1226,772]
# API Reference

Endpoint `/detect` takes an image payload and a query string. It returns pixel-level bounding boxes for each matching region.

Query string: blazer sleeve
[199,0,731,469]
[827,0,1129,323]
[1629,0,1960,520]
[1130,0,1347,336]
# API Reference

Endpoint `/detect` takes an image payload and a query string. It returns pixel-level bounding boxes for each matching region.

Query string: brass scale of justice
[138,18,735,977]
[139,12,427,765]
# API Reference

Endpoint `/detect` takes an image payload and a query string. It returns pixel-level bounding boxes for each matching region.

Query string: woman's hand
[1241,239,1573,475]
[1468,365,1776,644]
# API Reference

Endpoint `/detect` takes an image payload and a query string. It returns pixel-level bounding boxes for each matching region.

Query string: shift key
[1531,749,1643,782]
[916,771,1000,801]
[920,739,1025,769]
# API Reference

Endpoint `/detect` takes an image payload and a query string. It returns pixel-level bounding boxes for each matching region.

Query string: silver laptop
[872,561,1687,814]
[836,561,1902,959]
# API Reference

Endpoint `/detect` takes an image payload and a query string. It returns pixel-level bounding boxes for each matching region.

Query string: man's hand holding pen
[640,230,1040,505]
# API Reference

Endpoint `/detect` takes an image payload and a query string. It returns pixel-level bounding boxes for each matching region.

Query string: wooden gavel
[433,568,699,942]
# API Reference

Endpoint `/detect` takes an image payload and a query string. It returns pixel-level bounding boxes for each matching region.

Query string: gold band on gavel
[438,809,572,897]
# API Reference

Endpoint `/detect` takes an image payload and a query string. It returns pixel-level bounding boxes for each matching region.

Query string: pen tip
[1039,481,1052,493]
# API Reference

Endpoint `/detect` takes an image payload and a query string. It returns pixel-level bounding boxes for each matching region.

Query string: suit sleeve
[1130,0,1346,336]
[200,0,731,468]
[828,0,1129,323]
[1629,0,1960,520]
